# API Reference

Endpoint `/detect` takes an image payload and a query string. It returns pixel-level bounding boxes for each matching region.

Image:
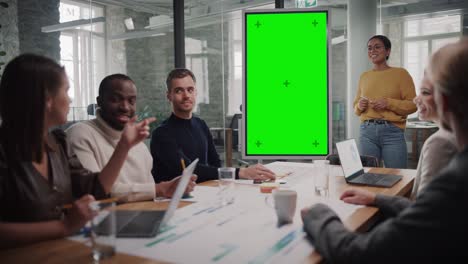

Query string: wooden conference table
[0,166,415,264]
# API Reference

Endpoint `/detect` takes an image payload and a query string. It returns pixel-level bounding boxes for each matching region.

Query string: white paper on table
[116,185,315,263]
[183,185,219,203]
[131,198,314,264]
[68,162,363,263]
[152,185,219,203]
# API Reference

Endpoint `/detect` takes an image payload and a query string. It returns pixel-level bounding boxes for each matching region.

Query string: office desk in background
[0,165,415,264]
[406,121,438,161]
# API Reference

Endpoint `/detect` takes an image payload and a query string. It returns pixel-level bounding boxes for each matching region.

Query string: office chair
[87,103,98,116]
[326,154,380,167]
[229,113,242,151]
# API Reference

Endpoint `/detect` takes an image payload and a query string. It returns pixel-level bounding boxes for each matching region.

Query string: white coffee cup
[272,189,297,224]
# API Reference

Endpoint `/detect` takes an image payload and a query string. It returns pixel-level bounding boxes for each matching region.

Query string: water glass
[89,201,116,261]
[314,160,330,197]
[218,167,236,206]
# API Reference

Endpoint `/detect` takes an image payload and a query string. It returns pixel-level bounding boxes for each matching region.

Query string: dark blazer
[303,147,468,263]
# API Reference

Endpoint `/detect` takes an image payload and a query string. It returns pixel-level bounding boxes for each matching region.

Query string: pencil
[276,171,293,179]
[62,197,119,210]
[181,158,186,170]
[264,171,292,182]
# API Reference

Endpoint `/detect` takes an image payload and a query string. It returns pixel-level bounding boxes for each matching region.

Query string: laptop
[335,139,402,187]
[94,158,199,238]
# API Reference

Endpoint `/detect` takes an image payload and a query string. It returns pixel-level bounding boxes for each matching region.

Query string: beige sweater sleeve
[411,131,457,199]
[67,122,156,202]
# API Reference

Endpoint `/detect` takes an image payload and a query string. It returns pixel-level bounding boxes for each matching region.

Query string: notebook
[335,139,402,187]
[94,158,199,238]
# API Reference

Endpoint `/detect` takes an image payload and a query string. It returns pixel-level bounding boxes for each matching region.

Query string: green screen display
[243,9,330,158]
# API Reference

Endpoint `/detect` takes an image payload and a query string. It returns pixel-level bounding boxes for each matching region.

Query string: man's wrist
[238,168,246,179]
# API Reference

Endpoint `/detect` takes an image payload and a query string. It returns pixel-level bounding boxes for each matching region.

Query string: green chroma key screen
[243,9,330,158]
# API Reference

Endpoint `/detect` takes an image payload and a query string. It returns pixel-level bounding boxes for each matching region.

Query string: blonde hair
[429,38,468,130]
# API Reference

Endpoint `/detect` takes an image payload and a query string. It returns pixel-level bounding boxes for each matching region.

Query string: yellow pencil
[276,171,293,179]
[181,158,186,170]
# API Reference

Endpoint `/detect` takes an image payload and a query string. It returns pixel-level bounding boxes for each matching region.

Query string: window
[186,37,210,113]
[227,14,243,116]
[59,0,106,121]
[404,15,461,93]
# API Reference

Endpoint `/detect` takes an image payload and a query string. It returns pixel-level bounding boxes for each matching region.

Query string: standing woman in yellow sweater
[354,35,417,168]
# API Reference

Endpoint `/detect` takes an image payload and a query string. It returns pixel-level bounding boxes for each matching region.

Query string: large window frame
[59,0,106,121]
[403,14,461,93]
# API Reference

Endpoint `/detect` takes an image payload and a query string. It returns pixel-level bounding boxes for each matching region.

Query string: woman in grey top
[0,54,154,248]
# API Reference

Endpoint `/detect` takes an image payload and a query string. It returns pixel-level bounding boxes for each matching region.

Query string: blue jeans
[359,122,408,168]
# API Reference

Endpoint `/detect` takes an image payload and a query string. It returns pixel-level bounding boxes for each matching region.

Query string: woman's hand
[358,97,369,111]
[62,195,96,236]
[157,175,197,198]
[301,206,313,220]
[371,98,388,111]
[340,189,376,206]
[119,116,156,149]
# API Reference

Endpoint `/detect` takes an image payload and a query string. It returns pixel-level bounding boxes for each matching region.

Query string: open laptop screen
[335,139,364,178]
[160,158,199,226]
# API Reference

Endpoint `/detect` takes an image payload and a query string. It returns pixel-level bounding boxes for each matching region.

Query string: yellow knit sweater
[353,67,417,129]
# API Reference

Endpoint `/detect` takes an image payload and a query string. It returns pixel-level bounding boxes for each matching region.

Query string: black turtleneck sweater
[150,113,221,183]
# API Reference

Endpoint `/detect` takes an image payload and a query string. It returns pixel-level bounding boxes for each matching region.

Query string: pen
[262,171,292,183]
[181,158,186,170]
[62,197,120,210]
[276,171,293,179]
[180,158,193,199]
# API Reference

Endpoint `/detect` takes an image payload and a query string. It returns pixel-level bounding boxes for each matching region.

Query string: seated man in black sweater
[150,68,275,183]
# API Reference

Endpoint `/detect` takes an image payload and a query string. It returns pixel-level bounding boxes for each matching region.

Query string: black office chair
[326,154,380,167]
[87,103,98,116]
[229,113,242,150]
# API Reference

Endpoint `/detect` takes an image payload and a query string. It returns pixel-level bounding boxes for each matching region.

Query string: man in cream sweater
[67,74,196,202]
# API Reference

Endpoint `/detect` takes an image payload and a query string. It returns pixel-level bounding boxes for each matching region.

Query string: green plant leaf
[0,51,6,56]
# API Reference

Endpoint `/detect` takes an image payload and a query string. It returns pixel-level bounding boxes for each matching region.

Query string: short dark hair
[98,73,134,98]
[368,35,392,60]
[166,68,196,91]
[0,54,65,162]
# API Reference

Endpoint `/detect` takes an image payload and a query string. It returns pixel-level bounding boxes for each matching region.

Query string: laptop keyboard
[355,173,385,184]
[117,211,165,237]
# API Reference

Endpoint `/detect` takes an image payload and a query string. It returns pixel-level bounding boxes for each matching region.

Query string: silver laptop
[335,139,402,187]
[95,158,199,238]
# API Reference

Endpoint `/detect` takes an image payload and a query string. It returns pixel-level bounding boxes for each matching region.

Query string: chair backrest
[326,154,341,165]
[326,154,379,167]
[229,113,242,149]
[87,103,98,116]
[360,155,379,167]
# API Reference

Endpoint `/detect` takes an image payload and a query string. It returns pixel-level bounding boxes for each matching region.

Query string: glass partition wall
[1,0,466,167]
